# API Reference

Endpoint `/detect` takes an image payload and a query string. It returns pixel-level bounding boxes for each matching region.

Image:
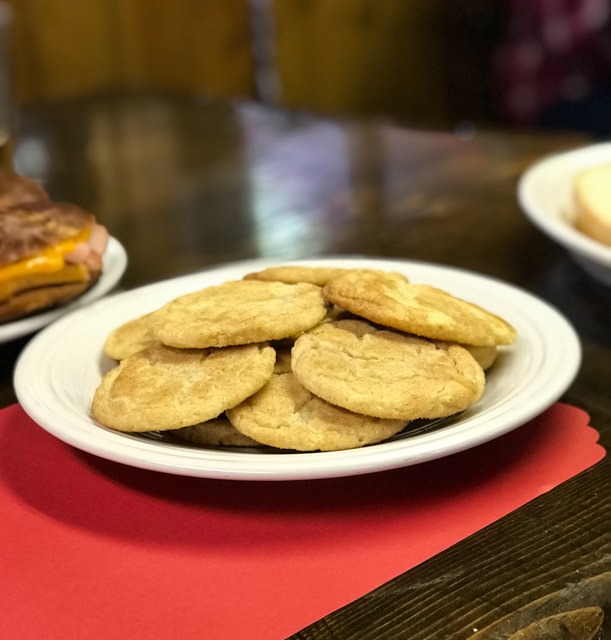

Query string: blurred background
[5,0,611,136]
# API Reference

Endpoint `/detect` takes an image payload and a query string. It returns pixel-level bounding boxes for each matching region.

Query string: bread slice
[0,169,49,210]
[574,163,611,246]
[0,271,100,323]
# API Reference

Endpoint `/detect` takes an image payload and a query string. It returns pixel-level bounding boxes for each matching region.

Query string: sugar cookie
[244,265,408,287]
[149,279,328,348]
[92,342,276,432]
[227,370,407,451]
[323,270,516,346]
[103,313,157,360]
[172,417,261,448]
[291,319,485,420]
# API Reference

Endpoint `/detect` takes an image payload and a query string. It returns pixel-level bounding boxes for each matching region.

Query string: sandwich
[0,169,50,209]
[574,163,611,247]
[0,179,109,323]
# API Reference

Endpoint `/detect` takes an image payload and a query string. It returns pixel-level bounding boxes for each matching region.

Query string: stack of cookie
[92,266,517,452]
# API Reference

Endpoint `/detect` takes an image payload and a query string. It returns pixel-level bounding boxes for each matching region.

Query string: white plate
[518,142,611,287]
[0,237,128,343]
[14,258,581,481]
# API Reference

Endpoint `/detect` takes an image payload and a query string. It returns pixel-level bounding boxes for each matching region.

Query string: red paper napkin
[0,402,604,640]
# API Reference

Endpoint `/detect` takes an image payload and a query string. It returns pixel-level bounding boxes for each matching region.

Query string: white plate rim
[14,257,581,481]
[0,236,128,343]
[517,141,611,268]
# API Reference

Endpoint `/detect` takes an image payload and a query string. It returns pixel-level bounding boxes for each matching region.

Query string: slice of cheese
[0,228,91,283]
[0,263,90,302]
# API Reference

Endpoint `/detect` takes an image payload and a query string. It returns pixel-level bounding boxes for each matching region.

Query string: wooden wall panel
[6,0,256,104]
[5,0,482,127]
[8,0,118,103]
[271,0,449,126]
[114,0,256,97]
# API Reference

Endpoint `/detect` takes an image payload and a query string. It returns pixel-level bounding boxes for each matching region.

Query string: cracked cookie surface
[92,342,276,432]
[104,312,158,361]
[291,319,486,420]
[244,265,408,287]
[323,270,516,346]
[227,367,406,451]
[149,279,328,348]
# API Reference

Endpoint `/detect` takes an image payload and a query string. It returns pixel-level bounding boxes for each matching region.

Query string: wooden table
[1,92,609,638]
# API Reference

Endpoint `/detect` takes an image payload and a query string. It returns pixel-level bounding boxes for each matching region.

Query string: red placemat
[0,402,604,640]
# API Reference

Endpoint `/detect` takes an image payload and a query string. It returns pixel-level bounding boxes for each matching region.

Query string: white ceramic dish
[518,142,611,287]
[0,236,128,343]
[14,257,581,481]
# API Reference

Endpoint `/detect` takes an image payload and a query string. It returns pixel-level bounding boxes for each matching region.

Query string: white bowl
[518,142,611,287]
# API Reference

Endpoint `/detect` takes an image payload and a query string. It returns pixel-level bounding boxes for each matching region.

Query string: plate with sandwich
[518,142,611,287]
[0,170,127,342]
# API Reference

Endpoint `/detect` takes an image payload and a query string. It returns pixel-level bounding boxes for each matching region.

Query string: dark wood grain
[1,92,609,639]
[291,461,610,639]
